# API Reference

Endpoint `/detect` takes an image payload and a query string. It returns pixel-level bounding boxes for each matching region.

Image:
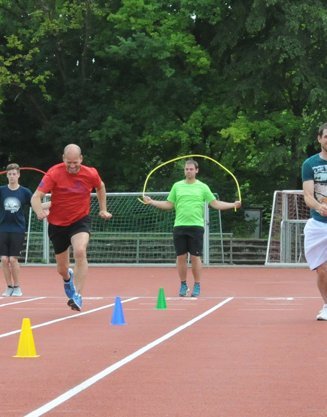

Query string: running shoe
[191,282,200,297]
[179,281,189,297]
[2,286,13,296]
[316,307,327,321]
[67,293,83,311]
[64,268,76,299]
[12,286,23,296]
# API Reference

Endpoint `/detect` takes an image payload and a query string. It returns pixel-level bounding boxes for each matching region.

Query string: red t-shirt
[37,163,102,226]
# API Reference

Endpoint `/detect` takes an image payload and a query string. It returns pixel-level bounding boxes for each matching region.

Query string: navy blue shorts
[0,232,25,257]
[173,226,204,257]
[48,215,91,255]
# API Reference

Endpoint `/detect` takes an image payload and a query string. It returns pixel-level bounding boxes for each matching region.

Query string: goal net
[265,190,310,266]
[24,192,226,265]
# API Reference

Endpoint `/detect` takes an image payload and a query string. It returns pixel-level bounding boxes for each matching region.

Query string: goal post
[24,192,227,265]
[265,190,310,266]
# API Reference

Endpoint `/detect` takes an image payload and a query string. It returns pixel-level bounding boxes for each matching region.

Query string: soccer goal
[24,192,228,265]
[265,190,310,266]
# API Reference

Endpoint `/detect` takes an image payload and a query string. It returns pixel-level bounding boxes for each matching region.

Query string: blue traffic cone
[111,296,126,325]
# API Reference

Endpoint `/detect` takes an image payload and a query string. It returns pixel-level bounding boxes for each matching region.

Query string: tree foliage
[0,0,326,234]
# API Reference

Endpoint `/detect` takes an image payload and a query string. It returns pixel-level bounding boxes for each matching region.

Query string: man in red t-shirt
[31,144,112,311]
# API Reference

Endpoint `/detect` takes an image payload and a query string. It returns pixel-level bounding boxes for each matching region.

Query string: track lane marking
[0,297,139,339]
[0,297,46,308]
[24,297,234,417]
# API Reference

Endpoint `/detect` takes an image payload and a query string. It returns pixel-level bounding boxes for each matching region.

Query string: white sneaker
[2,286,13,296]
[316,308,327,320]
[11,286,22,297]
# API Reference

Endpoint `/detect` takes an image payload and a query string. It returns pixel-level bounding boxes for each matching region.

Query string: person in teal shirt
[302,122,327,320]
[144,159,241,297]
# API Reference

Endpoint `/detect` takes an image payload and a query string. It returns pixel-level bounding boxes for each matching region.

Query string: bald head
[63,144,83,174]
[63,144,82,158]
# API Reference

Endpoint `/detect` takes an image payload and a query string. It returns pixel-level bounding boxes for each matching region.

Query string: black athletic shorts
[173,226,204,257]
[48,215,91,255]
[0,232,25,257]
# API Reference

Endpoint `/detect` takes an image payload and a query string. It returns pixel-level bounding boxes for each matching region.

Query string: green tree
[0,0,326,236]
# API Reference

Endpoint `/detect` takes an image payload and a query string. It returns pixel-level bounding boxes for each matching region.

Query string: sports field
[0,265,324,417]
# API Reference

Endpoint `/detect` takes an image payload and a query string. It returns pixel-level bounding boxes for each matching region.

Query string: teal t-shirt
[167,179,216,227]
[302,153,327,223]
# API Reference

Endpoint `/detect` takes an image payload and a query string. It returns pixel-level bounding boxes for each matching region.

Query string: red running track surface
[0,265,325,417]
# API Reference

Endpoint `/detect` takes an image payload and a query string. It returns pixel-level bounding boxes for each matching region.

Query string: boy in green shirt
[144,159,241,297]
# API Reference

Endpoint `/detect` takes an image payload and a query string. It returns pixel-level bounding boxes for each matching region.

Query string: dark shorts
[0,232,25,257]
[173,226,204,257]
[48,215,91,255]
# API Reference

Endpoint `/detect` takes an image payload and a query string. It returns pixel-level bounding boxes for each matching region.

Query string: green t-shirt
[167,179,216,227]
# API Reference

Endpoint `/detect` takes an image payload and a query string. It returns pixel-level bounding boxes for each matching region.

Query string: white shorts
[304,218,327,270]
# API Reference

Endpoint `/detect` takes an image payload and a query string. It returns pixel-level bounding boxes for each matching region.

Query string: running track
[0,266,326,417]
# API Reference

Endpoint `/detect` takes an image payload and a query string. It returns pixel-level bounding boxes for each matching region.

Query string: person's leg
[177,253,188,282]
[0,233,12,293]
[173,227,190,296]
[70,232,90,294]
[190,255,202,283]
[315,263,327,320]
[55,249,71,280]
[1,255,13,296]
[9,256,20,286]
[1,256,12,286]
[56,248,82,310]
[10,256,23,296]
[189,227,204,296]
[190,255,201,297]
[9,256,20,287]
[176,253,189,296]
[316,263,327,303]
[7,233,29,295]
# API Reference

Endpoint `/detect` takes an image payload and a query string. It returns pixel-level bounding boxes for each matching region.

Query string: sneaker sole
[67,298,82,311]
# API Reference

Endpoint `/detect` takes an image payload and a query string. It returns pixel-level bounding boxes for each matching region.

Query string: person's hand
[99,210,112,220]
[36,210,48,221]
[143,196,152,205]
[42,208,50,217]
[234,201,242,209]
[318,204,327,216]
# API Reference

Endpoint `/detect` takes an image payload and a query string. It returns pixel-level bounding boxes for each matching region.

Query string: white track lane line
[0,297,46,308]
[24,297,234,417]
[0,297,139,339]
